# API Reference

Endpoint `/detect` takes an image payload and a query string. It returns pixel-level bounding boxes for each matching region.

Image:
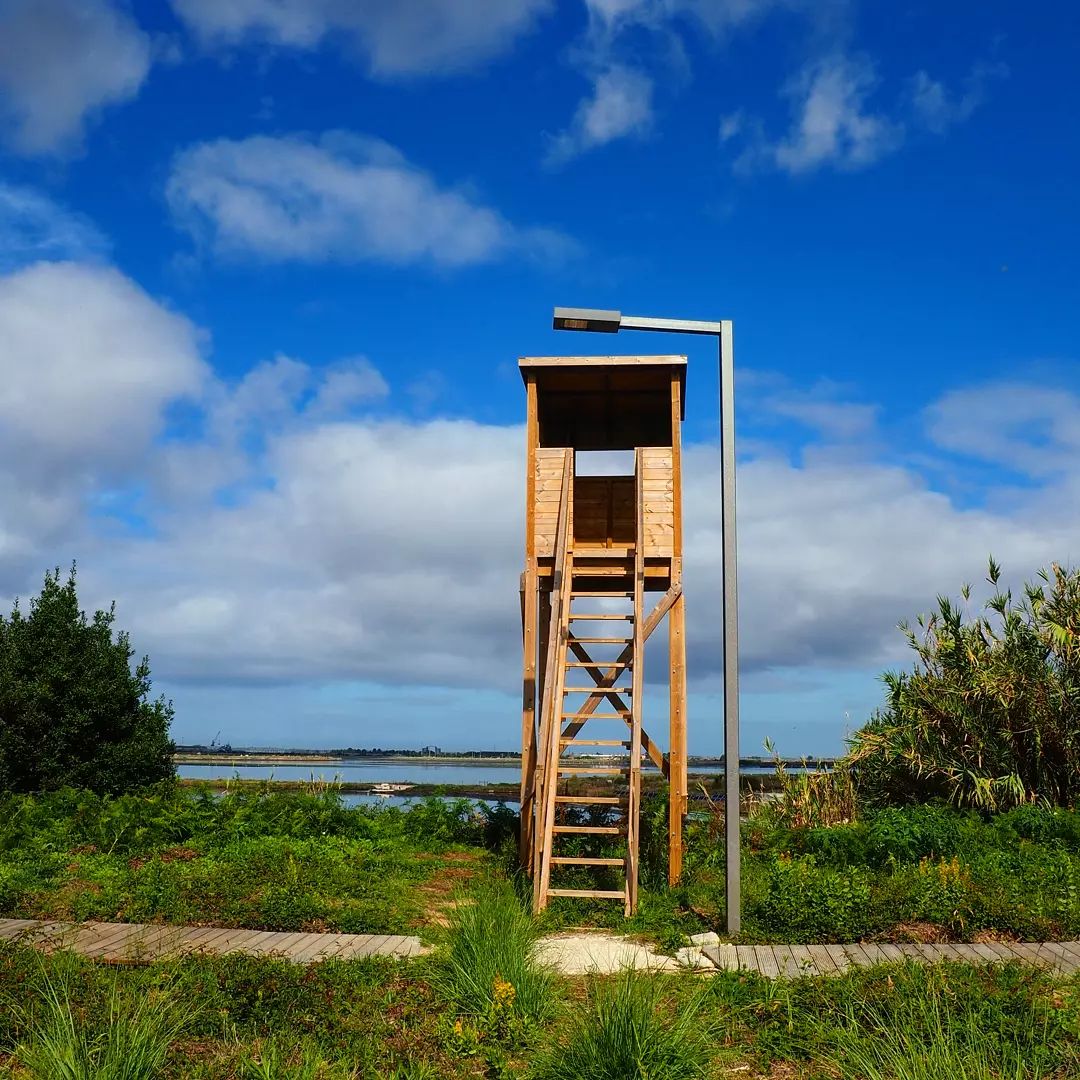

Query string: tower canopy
[518,355,686,451]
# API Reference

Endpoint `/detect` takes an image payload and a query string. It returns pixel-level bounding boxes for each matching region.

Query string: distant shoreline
[174,751,837,769]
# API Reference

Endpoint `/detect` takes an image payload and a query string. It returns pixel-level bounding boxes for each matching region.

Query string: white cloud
[3,259,1077,747]
[907,61,1008,135]
[0,183,110,271]
[547,66,654,164]
[735,54,902,175]
[0,261,206,577]
[170,0,550,77]
[925,383,1080,478]
[167,132,571,267]
[0,0,151,155]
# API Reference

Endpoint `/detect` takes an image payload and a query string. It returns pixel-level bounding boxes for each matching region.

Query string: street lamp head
[552,307,621,333]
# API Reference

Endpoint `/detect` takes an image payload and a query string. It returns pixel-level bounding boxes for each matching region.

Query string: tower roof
[519,355,686,451]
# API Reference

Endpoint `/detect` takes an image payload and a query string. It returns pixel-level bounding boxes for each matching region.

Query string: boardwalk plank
[702,944,738,971]
[734,945,758,972]
[754,946,780,979]
[290,933,342,963]
[858,943,891,966]
[787,945,816,977]
[805,944,836,974]
[826,945,851,971]
[0,919,40,941]
[76,923,139,958]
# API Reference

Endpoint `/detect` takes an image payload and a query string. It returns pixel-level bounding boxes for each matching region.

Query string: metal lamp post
[551,306,741,935]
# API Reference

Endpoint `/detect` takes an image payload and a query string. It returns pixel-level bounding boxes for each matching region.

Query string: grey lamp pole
[552,307,741,935]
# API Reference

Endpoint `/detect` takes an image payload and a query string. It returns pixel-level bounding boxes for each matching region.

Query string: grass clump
[532,969,711,1080]
[13,961,186,1079]
[436,878,555,1025]
[827,969,1077,1079]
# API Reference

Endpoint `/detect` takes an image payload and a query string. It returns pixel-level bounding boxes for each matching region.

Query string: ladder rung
[563,686,630,693]
[569,637,632,644]
[560,739,629,747]
[558,766,627,775]
[571,591,633,597]
[554,795,626,805]
[547,888,625,899]
[551,857,625,866]
[561,712,631,719]
[565,661,629,668]
[569,614,634,620]
[552,825,622,835]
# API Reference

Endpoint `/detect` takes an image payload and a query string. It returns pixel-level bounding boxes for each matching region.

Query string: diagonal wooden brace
[560,583,683,776]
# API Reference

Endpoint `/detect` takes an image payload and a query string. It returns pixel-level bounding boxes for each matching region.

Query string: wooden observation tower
[519,355,688,915]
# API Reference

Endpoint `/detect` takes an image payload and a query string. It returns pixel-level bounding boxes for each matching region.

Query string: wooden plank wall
[640,447,674,558]
[534,448,567,557]
[534,447,674,557]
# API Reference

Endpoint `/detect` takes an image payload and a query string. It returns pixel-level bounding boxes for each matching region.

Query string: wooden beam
[668,371,687,886]
[519,564,538,869]
[563,635,666,775]
[534,450,573,910]
[627,447,646,915]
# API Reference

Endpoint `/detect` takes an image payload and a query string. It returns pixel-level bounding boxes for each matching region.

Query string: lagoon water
[177,760,775,786]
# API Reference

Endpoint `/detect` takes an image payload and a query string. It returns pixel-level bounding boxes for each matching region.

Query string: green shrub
[0,567,174,796]
[849,560,1080,810]
[750,855,875,942]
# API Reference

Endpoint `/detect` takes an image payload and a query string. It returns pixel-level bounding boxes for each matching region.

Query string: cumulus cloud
[170,0,550,77]
[3,258,1078,747]
[0,261,206,578]
[167,132,571,267]
[548,0,788,163]
[735,54,902,175]
[547,66,654,164]
[0,0,151,155]
[0,183,110,271]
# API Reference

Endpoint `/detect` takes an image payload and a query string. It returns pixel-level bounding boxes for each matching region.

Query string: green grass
[0,941,1078,1078]
[436,878,557,1025]
[0,786,506,936]
[532,968,713,1080]
[12,958,186,1079]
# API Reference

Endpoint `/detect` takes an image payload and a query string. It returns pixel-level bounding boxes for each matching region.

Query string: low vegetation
[1,935,1078,1078]
[0,786,511,936]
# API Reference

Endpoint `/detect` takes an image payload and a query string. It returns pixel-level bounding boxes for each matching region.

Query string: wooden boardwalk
[0,918,426,965]
[3,918,1079,977]
[701,940,1080,977]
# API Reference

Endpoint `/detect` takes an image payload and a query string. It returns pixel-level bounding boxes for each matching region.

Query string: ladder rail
[626,448,647,915]
[534,449,574,911]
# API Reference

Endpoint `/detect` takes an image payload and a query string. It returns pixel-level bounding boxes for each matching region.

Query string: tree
[848,560,1080,810]
[0,567,175,794]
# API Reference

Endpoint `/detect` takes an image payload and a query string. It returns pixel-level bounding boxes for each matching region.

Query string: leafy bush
[849,560,1080,809]
[750,855,875,942]
[0,567,174,796]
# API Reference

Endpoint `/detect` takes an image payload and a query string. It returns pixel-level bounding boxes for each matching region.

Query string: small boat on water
[372,782,414,798]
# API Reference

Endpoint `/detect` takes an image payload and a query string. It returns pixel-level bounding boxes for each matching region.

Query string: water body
[177,761,779,785]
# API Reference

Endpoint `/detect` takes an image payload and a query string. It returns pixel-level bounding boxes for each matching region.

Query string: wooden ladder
[533,450,647,915]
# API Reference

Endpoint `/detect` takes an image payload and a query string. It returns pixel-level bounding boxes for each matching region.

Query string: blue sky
[1,0,1078,755]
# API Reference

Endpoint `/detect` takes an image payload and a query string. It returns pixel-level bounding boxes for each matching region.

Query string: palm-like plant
[848,560,1080,810]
